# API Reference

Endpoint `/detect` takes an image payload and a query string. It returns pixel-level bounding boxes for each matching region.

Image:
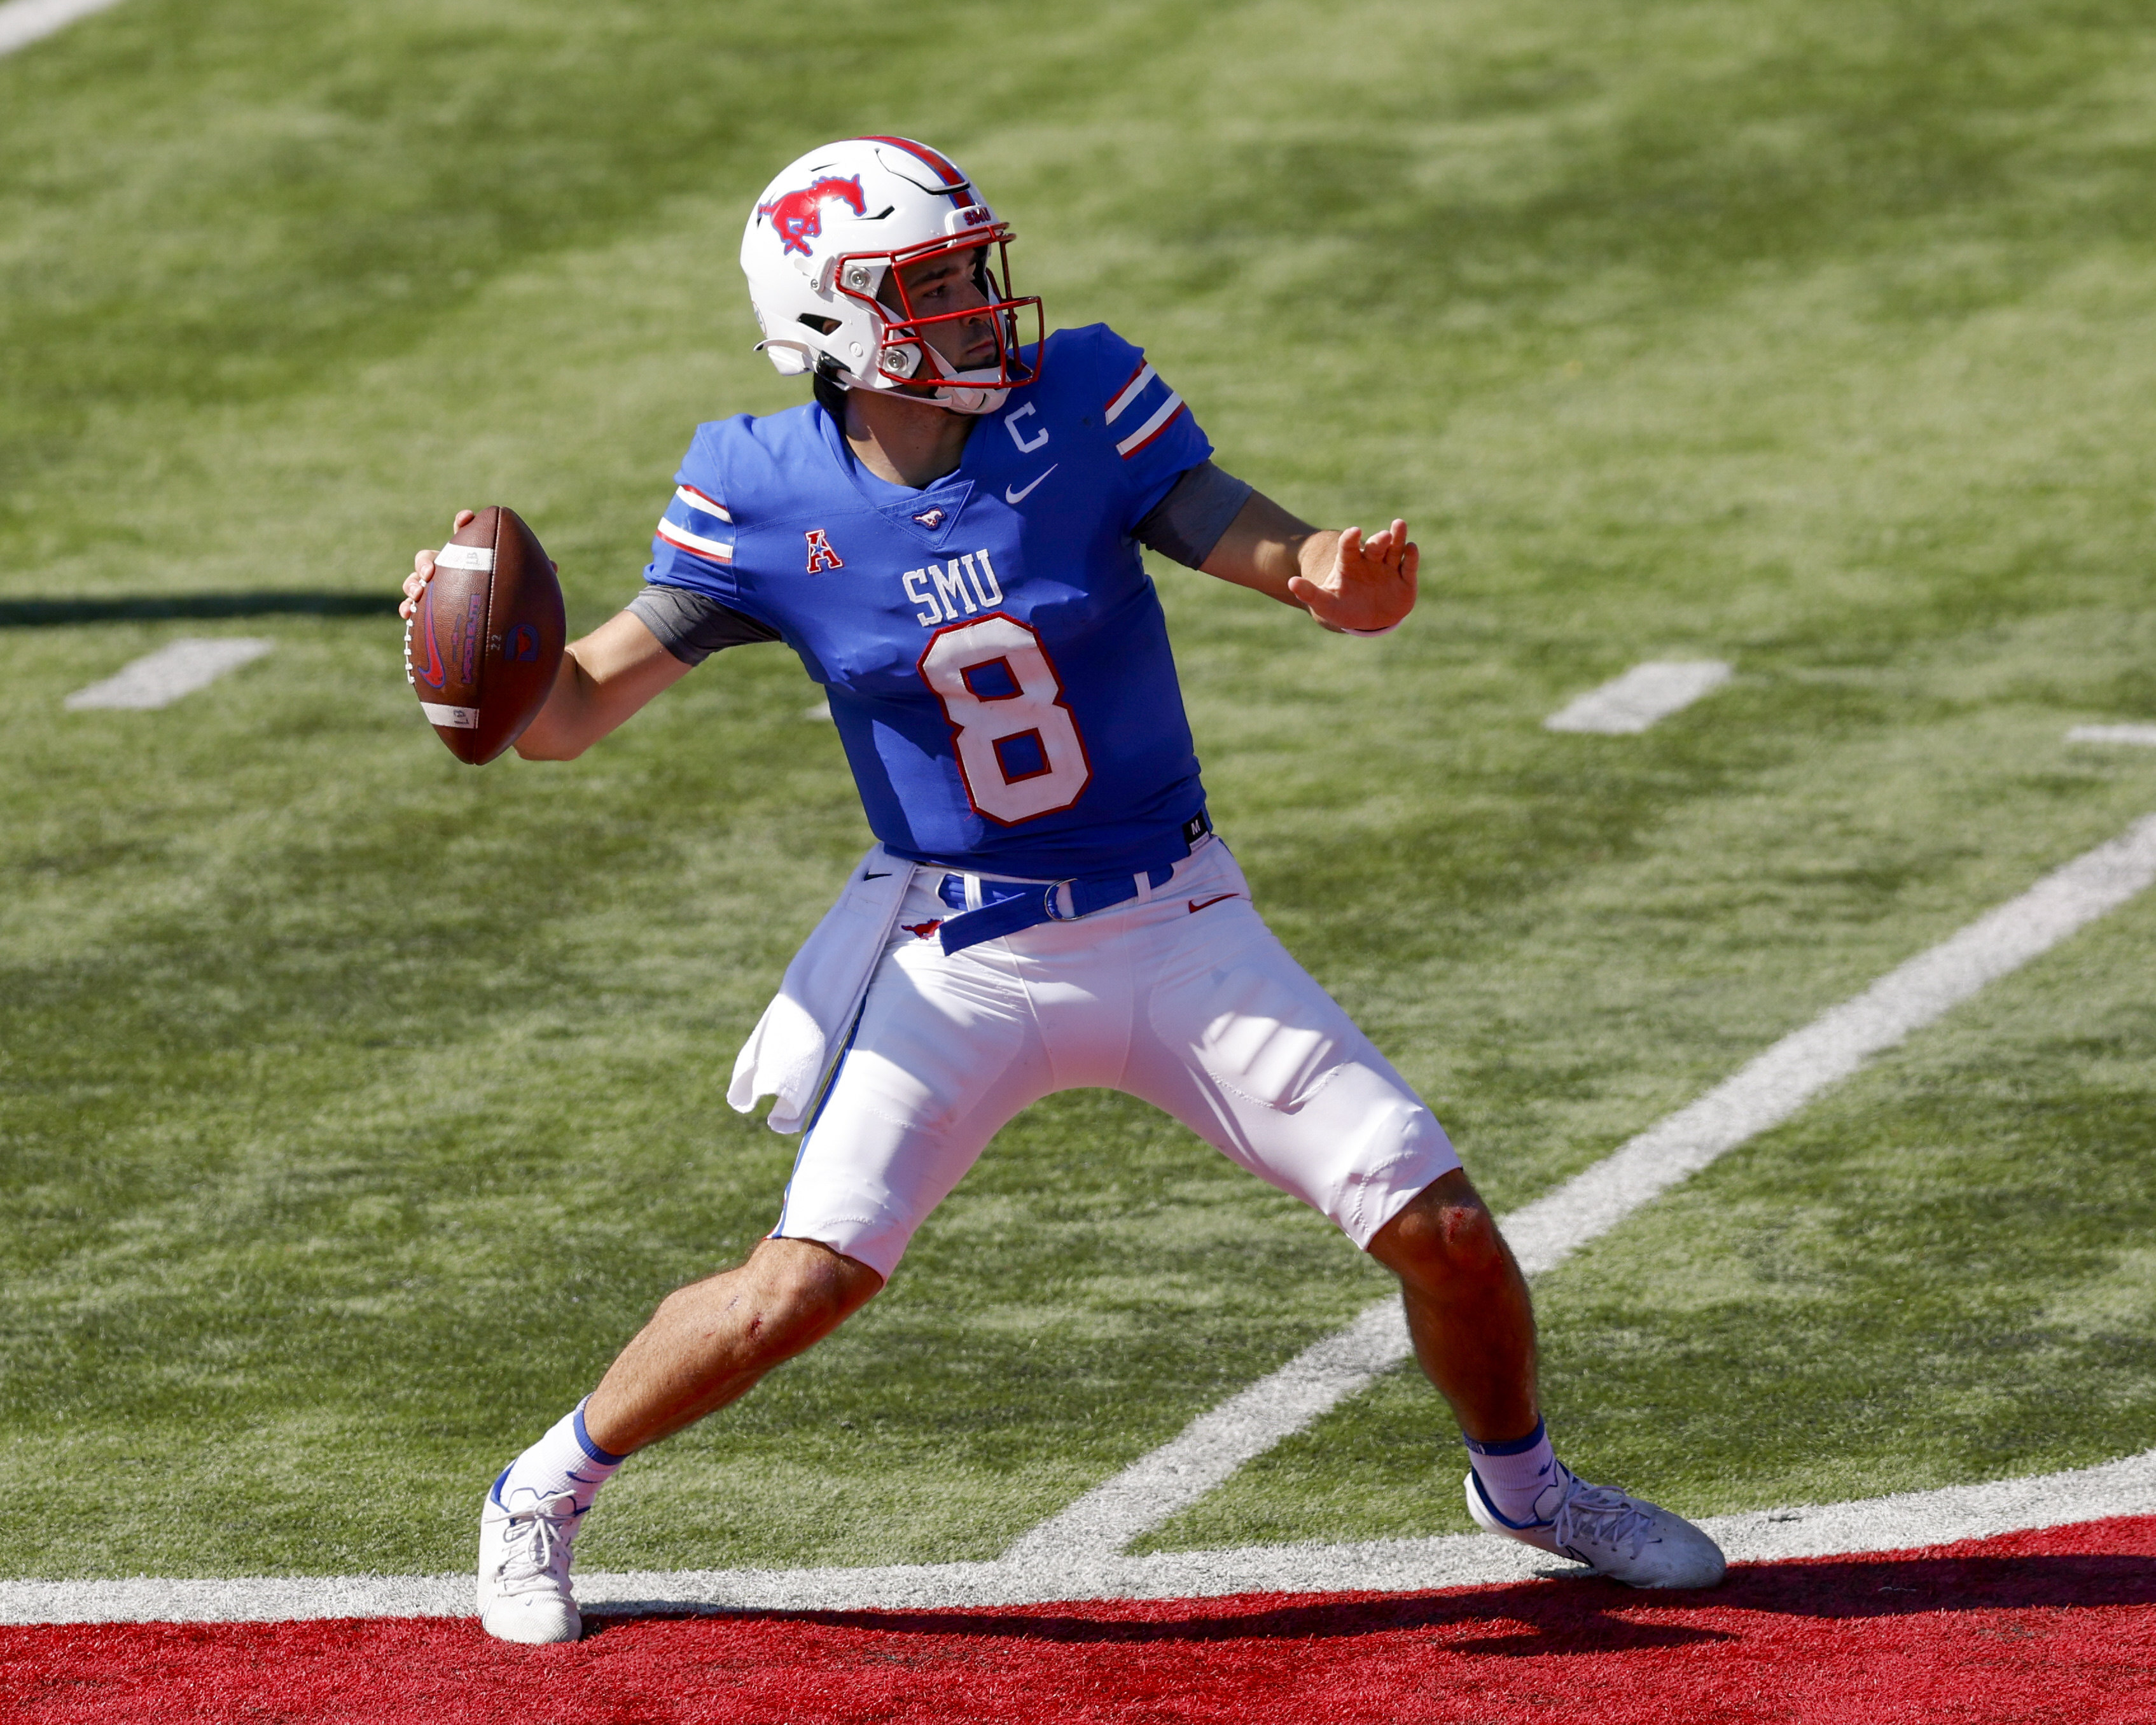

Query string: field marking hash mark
[0,0,125,57]
[1543,659,1734,734]
[1005,808,2156,1564]
[64,638,274,711]
[2068,724,2156,747]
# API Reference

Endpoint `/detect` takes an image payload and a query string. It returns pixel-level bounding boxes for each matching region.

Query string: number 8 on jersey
[918,615,1093,824]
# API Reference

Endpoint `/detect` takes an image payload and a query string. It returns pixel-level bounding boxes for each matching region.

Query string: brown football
[403,506,566,765]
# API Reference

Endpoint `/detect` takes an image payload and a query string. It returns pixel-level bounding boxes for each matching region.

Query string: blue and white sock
[1464,1418,1569,1526]
[491,1398,627,1517]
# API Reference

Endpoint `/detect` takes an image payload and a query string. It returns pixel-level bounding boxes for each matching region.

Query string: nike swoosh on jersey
[1187,893,1239,914]
[1004,464,1057,505]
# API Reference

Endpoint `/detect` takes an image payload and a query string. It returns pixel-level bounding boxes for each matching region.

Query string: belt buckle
[1040,878,1077,923]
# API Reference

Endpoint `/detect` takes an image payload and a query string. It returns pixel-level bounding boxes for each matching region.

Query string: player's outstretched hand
[1288,520,1417,635]
[400,510,478,622]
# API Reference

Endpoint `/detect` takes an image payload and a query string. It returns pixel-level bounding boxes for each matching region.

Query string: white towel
[728,846,917,1134]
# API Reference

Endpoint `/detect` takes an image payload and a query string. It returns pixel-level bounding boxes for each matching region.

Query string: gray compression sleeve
[1132,459,1257,569]
[627,585,783,666]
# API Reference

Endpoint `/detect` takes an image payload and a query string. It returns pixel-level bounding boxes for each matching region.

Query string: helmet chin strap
[912,337,1009,416]
[933,382,1006,416]
[861,332,1006,416]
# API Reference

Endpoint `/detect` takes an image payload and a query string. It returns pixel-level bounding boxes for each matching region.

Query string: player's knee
[1373,1174,1512,1290]
[744,1238,882,1346]
[648,1241,876,1364]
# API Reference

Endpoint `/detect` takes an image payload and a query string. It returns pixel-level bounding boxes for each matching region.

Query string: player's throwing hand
[400,509,558,624]
[400,509,479,622]
[1288,519,1417,636]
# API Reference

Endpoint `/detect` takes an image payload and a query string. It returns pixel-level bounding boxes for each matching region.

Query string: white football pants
[772,838,1461,1279]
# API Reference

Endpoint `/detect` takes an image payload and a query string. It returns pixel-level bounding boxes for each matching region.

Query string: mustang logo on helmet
[758,174,867,257]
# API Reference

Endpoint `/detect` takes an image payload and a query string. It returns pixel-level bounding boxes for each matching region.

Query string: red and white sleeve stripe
[1102,359,1186,459]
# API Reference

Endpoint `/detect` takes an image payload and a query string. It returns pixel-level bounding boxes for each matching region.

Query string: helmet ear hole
[797,314,841,334]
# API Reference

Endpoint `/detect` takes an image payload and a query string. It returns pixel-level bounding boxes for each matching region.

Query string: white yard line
[64,638,273,711]
[585,1444,2156,1610]
[8,821,2153,1631]
[0,0,125,57]
[1004,809,2156,1564]
[4,1446,2150,1626]
[2068,723,2156,748]
[10,821,2155,1630]
[1545,660,1732,734]
[1001,1302,1414,1567]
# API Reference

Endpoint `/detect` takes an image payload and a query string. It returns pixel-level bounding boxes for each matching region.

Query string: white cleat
[476,1479,585,1644]
[1465,1466,1727,1589]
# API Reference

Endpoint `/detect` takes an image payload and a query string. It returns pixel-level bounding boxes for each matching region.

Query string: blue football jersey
[641,324,1216,879]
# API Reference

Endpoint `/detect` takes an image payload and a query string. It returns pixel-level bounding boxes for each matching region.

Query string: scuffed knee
[1371,1175,1515,1291]
[742,1238,882,1351]
[644,1246,871,1368]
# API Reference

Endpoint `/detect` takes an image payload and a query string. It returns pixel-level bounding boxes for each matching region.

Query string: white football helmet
[740,136,1042,416]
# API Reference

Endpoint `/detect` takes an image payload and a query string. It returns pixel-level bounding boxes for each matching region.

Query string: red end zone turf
[8,1518,2155,1724]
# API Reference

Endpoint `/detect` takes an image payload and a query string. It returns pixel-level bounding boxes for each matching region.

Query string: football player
[401,136,1726,1644]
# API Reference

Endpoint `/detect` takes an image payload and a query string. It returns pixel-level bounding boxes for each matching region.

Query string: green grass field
[3,0,2155,1582]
